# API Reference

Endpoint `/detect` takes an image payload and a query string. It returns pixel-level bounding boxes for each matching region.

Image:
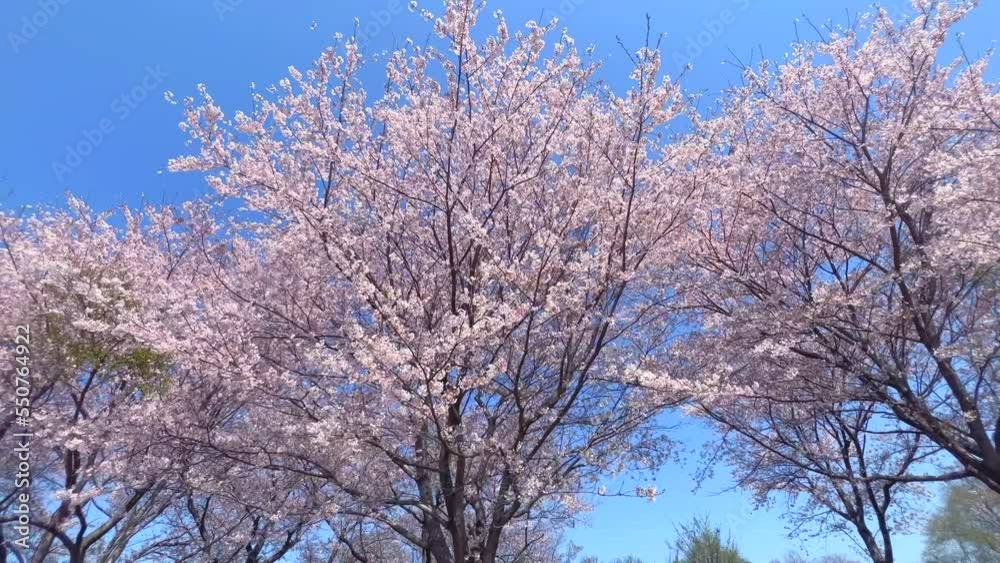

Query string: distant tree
[669,517,750,563]
[922,480,1000,562]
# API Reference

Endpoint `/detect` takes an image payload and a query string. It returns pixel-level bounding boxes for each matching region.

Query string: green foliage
[669,516,750,563]
[42,305,171,397]
[923,480,1000,562]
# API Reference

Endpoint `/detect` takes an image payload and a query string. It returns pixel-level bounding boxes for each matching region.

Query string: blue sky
[3,1,997,561]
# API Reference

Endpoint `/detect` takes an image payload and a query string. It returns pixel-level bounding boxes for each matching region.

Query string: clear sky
[4,1,997,561]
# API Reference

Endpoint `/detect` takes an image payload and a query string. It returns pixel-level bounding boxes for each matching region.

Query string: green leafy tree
[669,517,750,563]
[923,480,1000,562]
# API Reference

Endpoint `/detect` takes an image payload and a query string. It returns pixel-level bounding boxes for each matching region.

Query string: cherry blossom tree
[0,201,189,562]
[0,201,322,563]
[165,1,695,561]
[681,0,1000,504]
